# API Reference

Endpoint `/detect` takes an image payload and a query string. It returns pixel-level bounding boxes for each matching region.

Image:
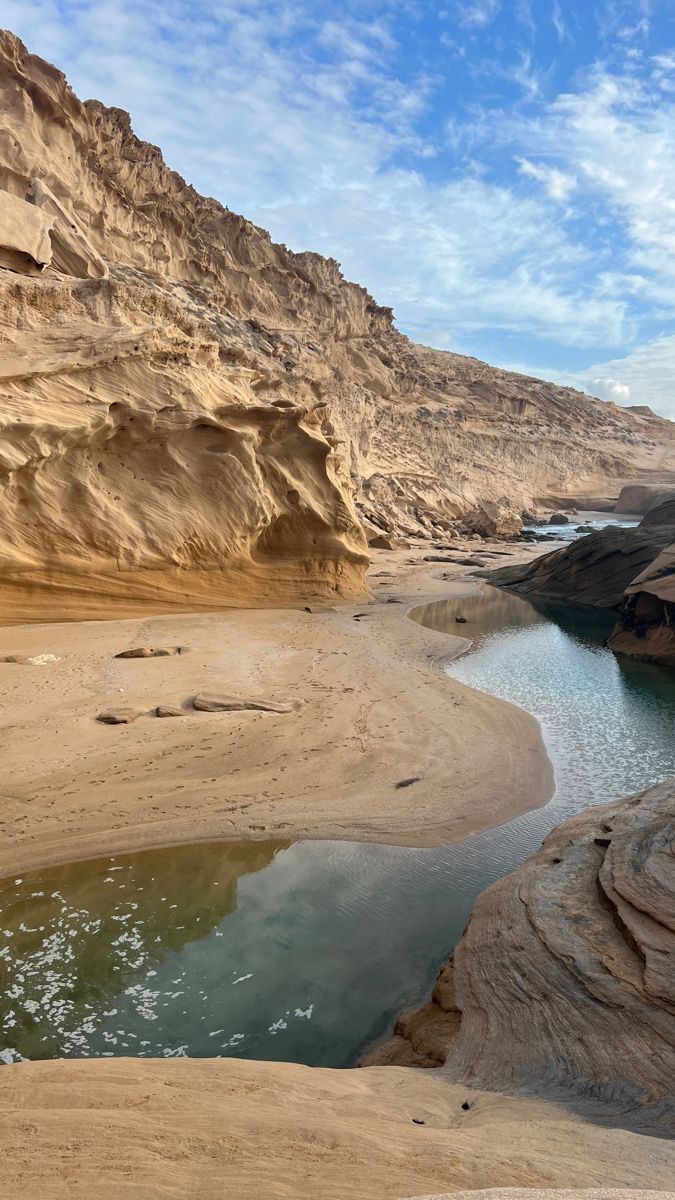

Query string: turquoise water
[2,586,674,1067]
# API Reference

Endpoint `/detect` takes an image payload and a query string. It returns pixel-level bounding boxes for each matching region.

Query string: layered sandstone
[1,30,675,618]
[489,499,675,662]
[488,521,674,609]
[365,779,675,1136]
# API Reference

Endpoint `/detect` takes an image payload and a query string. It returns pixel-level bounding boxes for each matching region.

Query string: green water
[2,586,674,1067]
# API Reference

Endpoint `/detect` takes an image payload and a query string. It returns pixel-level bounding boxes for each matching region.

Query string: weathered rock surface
[192,692,291,713]
[609,544,675,666]
[366,779,675,1134]
[0,187,53,274]
[461,501,523,539]
[96,707,146,724]
[1,31,675,619]
[615,482,675,514]
[490,498,675,662]
[489,522,673,609]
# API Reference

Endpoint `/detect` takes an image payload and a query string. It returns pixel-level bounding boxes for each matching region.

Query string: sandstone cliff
[2,30,675,617]
[364,778,675,1135]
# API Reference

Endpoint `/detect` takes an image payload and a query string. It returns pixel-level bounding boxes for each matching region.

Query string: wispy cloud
[516,157,577,201]
[1,0,675,417]
[455,0,501,30]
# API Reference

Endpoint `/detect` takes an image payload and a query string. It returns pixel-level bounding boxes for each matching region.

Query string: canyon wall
[2,29,675,617]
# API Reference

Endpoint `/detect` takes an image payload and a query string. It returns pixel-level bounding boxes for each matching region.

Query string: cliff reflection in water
[0,840,286,1061]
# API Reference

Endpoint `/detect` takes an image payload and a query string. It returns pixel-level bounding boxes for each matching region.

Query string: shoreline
[0,541,555,879]
[4,539,675,1198]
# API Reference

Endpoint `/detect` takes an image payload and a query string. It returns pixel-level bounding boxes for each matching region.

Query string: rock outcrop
[1,30,675,618]
[364,779,675,1134]
[488,520,674,609]
[609,544,675,666]
[489,498,675,663]
[614,482,675,515]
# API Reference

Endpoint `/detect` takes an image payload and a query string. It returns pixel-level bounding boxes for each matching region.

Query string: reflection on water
[2,587,675,1068]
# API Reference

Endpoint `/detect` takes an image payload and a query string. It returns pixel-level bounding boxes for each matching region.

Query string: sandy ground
[3,1057,675,1200]
[7,538,671,1199]
[0,541,554,879]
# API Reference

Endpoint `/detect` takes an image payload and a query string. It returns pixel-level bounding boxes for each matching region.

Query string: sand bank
[0,543,553,878]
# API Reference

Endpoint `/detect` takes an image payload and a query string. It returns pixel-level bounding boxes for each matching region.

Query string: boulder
[193,693,291,714]
[609,543,675,665]
[96,707,146,724]
[548,512,570,525]
[614,483,675,515]
[461,502,522,539]
[0,187,54,274]
[368,533,410,550]
[490,520,675,610]
[115,646,181,658]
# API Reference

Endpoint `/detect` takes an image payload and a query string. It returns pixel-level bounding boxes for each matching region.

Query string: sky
[2,0,675,419]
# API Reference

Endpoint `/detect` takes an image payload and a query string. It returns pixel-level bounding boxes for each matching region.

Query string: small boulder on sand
[97,707,146,724]
[0,653,60,665]
[193,693,291,714]
[155,705,187,718]
[115,647,182,659]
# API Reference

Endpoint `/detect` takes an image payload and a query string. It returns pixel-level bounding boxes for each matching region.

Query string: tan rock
[155,704,186,718]
[192,692,291,714]
[29,177,108,279]
[461,502,523,539]
[0,187,53,274]
[96,707,146,724]
[372,779,675,1132]
[114,646,181,658]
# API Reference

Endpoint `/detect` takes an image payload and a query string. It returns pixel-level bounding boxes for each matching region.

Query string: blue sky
[2,0,675,418]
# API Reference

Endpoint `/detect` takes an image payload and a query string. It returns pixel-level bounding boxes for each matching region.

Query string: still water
[2,587,674,1067]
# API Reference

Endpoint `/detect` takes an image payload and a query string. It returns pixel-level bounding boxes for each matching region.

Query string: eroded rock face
[615,483,675,515]
[1,28,674,613]
[0,188,53,274]
[366,779,675,1133]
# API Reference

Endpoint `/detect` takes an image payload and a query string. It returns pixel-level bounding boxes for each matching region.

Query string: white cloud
[516,157,577,201]
[552,0,569,43]
[586,376,631,404]
[501,336,675,421]
[581,335,675,419]
[455,0,501,30]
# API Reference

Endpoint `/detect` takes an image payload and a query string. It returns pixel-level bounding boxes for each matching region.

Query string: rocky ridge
[2,30,675,617]
[364,778,675,1136]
